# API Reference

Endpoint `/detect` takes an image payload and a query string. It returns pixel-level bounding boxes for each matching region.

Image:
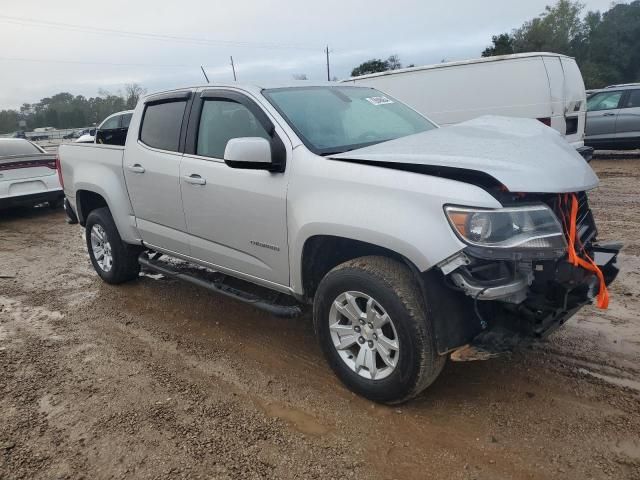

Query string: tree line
[482,0,640,88]
[350,1,639,89]
[0,84,146,134]
[3,1,638,134]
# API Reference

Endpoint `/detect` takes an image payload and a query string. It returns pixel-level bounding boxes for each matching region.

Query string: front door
[586,90,624,139]
[123,96,191,254]
[180,91,290,287]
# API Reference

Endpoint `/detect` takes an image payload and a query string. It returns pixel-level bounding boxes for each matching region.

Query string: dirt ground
[1,157,639,480]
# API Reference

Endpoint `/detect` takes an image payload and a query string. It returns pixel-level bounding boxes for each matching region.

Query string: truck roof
[346,52,574,81]
[141,81,352,103]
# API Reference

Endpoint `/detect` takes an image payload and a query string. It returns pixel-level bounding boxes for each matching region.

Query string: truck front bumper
[448,242,621,361]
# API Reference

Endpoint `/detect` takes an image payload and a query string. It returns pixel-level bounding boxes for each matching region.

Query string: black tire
[85,207,141,284]
[314,256,445,404]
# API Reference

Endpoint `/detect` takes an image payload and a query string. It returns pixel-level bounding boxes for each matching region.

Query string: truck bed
[58,143,138,242]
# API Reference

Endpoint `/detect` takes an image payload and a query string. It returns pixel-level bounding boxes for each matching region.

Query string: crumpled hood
[331,116,599,193]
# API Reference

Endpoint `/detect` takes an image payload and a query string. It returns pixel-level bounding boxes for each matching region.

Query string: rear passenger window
[196,100,270,159]
[587,91,623,111]
[625,90,640,108]
[140,101,187,152]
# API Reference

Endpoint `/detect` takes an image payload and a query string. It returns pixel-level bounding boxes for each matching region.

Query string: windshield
[263,86,436,155]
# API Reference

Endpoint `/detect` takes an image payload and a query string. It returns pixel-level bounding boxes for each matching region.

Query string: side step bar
[138,253,303,318]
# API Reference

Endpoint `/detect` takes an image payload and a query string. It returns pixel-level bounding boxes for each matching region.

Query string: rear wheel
[85,207,141,284]
[314,256,445,404]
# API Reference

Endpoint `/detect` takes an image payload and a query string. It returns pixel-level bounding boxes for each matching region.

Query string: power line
[0,14,320,51]
[0,56,194,68]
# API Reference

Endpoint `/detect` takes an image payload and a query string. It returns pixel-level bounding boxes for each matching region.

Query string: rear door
[585,90,625,139]
[179,89,290,287]
[542,56,565,134]
[559,58,586,146]
[123,92,191,254]
[614,89,640,143]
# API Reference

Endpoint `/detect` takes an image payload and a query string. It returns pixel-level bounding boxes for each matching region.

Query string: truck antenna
[200,66,210,84]
[230,56,237,81]
[325,45,331,81]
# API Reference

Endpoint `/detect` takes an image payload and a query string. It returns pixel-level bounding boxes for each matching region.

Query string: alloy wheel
[90,224,113,272]
[328,291,400,381]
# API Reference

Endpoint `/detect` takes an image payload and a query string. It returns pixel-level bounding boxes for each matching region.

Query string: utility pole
[325,45,330,81]
[200,66,210,83]
[230,56,237,81]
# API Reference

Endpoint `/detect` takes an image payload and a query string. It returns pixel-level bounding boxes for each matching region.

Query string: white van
[344,53,588,150]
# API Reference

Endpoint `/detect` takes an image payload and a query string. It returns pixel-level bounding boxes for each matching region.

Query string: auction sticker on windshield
[365,96,394,106]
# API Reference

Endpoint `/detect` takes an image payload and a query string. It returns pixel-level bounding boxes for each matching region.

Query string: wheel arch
[298,234,421,303]
[76,189,108,225]
[299,234,479,356]
[72,182,140,244]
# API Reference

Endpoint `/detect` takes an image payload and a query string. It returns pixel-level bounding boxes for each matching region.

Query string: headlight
[445,204,566,250]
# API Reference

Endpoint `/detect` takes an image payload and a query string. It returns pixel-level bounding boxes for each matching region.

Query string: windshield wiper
[321,146,362,156]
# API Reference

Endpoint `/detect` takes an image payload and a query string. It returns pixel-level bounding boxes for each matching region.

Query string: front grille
[547,192,598,249]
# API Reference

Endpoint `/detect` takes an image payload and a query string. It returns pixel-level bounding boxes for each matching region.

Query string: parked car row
[1,111,133,211]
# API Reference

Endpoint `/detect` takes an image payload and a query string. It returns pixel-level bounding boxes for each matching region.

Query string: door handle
[183,174,206,185]
[127,164,145,173]
[603,112,616,117]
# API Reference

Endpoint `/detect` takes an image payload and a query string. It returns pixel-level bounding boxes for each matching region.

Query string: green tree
[586,1,640,87]
[0,109,19,134]
[0,85,140,134]
[511,0,586,54]
[386,54,402,70]
[482,33,515,57]
[351,55,403,77]
[351,59,390,77]
[481,0,640,88]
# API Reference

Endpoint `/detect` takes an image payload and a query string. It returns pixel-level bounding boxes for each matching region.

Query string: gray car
[585,83,640,149]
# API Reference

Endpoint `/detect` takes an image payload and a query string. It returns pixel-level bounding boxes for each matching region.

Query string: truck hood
[331,116,599,193]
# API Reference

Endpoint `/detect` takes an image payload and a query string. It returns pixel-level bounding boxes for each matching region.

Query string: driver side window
[196,99,270,159]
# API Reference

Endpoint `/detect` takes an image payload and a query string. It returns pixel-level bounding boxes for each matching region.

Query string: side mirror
[224,137,273,170]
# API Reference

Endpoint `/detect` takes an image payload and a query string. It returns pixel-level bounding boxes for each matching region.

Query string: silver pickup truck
[58,83,620,404]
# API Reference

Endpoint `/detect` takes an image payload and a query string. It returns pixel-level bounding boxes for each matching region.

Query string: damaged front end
[437,191,620,361]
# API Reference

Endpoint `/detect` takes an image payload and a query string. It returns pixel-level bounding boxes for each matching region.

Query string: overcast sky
[0,0,617,110]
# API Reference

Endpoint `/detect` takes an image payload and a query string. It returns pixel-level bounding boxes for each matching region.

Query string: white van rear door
[560,58,587,147]
[542,57,566,135]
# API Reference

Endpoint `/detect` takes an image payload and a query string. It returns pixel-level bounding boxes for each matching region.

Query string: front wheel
[85,207,141,284]
[314,256,445,404]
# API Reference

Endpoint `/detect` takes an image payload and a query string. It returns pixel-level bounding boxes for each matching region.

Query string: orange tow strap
[563,193,609,309]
